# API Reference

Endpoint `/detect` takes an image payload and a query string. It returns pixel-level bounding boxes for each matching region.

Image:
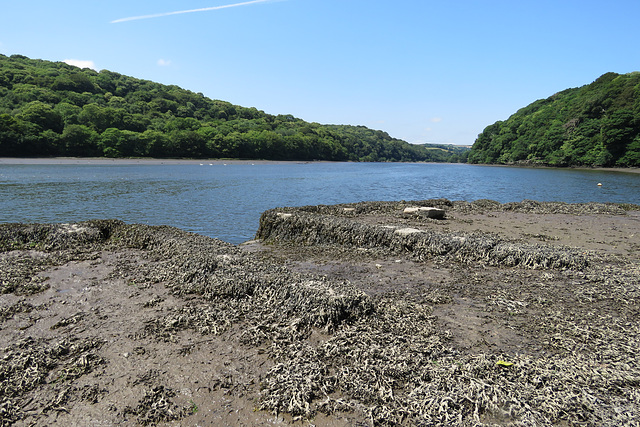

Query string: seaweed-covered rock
[403,206,446,219]
[0,221,117,252]
[2,202,639,426]
[257,202,590,270]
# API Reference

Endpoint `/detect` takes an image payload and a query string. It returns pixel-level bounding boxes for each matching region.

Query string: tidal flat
[1,200,639,426]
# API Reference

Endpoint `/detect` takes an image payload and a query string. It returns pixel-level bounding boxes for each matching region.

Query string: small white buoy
[597,183,602,186]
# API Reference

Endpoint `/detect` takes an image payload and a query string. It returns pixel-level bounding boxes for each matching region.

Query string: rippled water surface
[1,162,638,243]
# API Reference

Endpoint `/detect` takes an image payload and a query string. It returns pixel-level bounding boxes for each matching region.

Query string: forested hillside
[469,72,640,167]
[0,54,466,162]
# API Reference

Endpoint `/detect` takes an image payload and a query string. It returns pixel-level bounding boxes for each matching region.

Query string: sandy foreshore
[0,157,312,165]
[1,200,639,426]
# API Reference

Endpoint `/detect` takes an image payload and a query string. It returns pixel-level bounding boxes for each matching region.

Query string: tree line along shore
[469,72,640,167]
[2,54,638,168]
[0,54,467,163]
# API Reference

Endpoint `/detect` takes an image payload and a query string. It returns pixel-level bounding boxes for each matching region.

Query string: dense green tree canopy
[0,54,467,162]
[469,72,640,167]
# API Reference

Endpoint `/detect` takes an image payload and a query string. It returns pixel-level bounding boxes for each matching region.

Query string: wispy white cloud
[430,117,443,123]
[157,59,172,67]
[63,59,97,70]
[111,0,275,24]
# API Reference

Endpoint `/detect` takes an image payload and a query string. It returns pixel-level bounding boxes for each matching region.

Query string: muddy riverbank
[1,199,639,426]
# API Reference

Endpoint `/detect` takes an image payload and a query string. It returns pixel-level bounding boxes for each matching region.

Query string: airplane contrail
[111,0,274,23]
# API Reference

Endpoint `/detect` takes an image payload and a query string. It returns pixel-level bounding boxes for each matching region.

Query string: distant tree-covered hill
[469,72,640,167]
[0,54,466,162]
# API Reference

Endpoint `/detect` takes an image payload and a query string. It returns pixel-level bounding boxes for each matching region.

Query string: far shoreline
[1,157,639,174]
[458,162,640,175]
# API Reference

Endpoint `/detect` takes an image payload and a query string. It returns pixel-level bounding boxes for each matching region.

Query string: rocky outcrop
[257,200,594,270]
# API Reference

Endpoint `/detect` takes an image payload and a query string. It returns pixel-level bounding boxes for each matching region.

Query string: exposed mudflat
[1,199,639,426]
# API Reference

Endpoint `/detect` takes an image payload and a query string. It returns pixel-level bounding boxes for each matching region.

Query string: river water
[1,162,638,243]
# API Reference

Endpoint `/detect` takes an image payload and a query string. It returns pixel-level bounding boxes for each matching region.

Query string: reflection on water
[1,163,638,243]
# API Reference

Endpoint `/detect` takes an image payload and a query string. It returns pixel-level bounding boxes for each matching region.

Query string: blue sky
[1,0,639,146]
